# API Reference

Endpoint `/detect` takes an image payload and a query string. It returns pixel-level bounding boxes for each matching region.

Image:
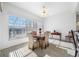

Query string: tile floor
[0,38,77,57]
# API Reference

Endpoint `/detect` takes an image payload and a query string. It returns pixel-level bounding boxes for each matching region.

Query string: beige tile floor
[0,38,77,57]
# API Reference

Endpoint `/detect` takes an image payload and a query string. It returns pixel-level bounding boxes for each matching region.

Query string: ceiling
[9,2,78,18]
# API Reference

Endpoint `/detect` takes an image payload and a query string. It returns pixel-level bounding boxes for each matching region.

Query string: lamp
[40,6,48,17]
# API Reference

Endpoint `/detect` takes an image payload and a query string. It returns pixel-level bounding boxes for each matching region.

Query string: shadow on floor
[33,43,73,57]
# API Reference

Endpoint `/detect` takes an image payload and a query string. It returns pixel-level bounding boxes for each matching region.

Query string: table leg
[60,35,61,41]
[52,35,53,38]
[32,45,34,51]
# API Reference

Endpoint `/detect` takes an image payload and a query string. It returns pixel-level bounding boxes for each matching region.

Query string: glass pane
[9,16,16,27]
[9,16,26,40]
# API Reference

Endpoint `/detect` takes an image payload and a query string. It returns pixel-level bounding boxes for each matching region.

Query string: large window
[9,16,26,40]
[8,16,43,40]
[25,19,32,33]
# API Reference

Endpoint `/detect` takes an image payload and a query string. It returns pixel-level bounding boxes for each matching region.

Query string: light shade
[40,6,48,17]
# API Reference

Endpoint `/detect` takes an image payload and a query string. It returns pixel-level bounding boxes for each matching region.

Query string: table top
[33,35,45,40]
[51,32,61,35]
[33,35,45,38]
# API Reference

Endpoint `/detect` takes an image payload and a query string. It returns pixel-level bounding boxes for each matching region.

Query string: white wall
[0,3,43,50]
[0,2,77,50]
[44,10,76,40]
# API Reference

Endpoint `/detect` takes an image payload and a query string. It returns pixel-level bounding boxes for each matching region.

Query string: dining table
[33,35,45,49]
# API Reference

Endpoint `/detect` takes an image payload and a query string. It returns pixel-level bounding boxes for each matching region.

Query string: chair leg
[47,42,49,47]
[32,45,35,51]
[74,50,78,57]
[44,44,47,49]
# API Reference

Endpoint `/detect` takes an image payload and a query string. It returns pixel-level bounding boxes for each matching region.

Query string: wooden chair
[71,30,78,57]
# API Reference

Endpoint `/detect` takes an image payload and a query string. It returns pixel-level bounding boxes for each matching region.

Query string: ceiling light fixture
[40,6,48,17]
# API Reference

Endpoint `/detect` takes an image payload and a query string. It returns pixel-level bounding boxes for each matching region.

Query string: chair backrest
[68,31,72,37]
[44,31,50,39]
[32,31,37,36]
[44,31,50,47]
[71,30,78,57]
[44,31,50,43]
[28,33,34,49]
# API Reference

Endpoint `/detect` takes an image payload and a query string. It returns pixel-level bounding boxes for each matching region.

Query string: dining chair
[71,30,79,57]
[43,31,50,48]
[65,31,73,42]
[32,31,37,36]
[28,33,39,50]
